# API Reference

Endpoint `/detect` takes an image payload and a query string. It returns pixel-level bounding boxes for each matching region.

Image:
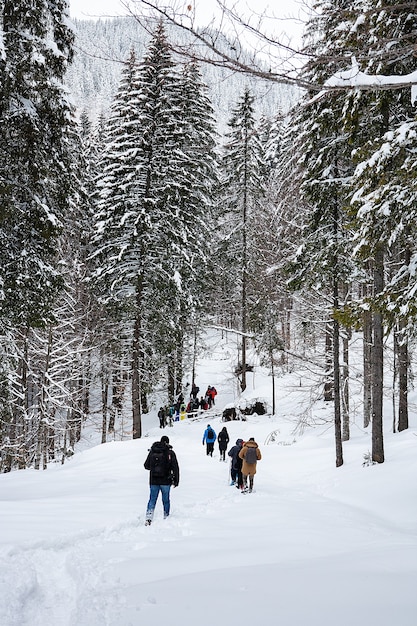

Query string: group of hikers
[143,425,262,525]
[157,384,218,428]
[202,424,261,492]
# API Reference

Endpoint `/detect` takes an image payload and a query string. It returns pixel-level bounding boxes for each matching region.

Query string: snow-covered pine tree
[159,60,218,403]
[92,45,148,438]
[0,0,76,470]
[247,113,297,408]
[284,0,368,466]
[347,0,417,450]
[0,0,75,327]
[217,88,265,392]
[93,22,218,437]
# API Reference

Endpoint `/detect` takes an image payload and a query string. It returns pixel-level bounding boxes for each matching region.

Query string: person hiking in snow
[239,437,262,493]
[228,438,244,488]
[217,426,229,461]
[202,424,216,456]
[191,382,199,399]
[144,435,179,526]
[208,385,217,406]
[167,405,175,427]
[158,406,166,429]
[205,386,213,408]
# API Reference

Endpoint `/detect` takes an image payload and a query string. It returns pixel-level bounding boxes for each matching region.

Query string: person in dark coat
[239,437,262,493]
[144,435,179,525]
[158,406,166,428]
[191,383,200,399]
[228,438,243,488]
[217,426,230,461]
[205,386,213,408]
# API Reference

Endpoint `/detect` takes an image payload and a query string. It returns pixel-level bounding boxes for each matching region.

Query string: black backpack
[150,446,169,477]
[207,428,214,440]
[245,446,258,464]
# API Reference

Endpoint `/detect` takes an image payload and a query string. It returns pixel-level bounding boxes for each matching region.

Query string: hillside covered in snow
[1,329,416,626]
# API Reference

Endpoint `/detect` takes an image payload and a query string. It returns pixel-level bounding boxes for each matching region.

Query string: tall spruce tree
[0,0,76,470]
[285,0,364,466]
[218,88,265,392]
[154,60,218,403]
[347,0,417,456]
[0,0,75,327]
[93,23,218,437]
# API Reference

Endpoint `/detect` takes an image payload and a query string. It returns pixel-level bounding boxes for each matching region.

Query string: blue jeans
[146,484,171,521]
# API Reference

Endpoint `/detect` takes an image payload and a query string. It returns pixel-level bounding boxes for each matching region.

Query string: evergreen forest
[1,1,417,471]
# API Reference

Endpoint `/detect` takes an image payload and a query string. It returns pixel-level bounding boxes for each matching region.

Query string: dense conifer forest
[1,1,416,471]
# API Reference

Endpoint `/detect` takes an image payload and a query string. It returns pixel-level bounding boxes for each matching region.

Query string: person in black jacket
[144,435,180,526]
[217,426,230,461]
[228,438,243,488]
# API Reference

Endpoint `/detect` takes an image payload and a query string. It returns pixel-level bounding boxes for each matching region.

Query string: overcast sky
[68,0,307,29]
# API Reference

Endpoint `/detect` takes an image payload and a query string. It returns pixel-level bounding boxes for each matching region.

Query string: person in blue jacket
[202,424,217,456]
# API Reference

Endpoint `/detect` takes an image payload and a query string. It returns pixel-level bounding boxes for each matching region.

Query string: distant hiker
[202,424,216,456]
[217,426,230,461]
[191,383,200,399]
[158,406,166,429]
[228,438,244,488]
[208,385,217,406]
[205,387,211,406]
[174,393,184,420]
[239,437,262,493]
[187,397,199,416]
[144,435,179,526]
[167,405,175,427]
[200,396,208,410]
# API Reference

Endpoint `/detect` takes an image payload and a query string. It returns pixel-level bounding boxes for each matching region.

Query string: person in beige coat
[238,437,262,493]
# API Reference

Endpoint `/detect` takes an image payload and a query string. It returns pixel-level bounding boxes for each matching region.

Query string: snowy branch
[124,0,417,98]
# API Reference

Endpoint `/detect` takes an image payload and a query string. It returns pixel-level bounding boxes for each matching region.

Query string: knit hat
[161,435,170,444]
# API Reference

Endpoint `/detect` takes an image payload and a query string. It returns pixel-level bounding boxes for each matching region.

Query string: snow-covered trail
[1,410,416,626]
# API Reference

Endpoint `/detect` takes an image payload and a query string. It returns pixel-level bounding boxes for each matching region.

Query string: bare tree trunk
[270,348,276,415]
[342,329,350,441]
[108,369,123,435]
[101,375,108,443]
[333,298,343,467]
[82,357,91,417]
[168,360,175,406]
[281,304,291,367]
[132,279,143,439]
[396,321,409,432]
[175,338,183,398]
[371,247,384,463]
[192,326,197,388]
[324,321,333,401]
[363,305,372,428]
[48,421,55,461]
[35,325,53,470]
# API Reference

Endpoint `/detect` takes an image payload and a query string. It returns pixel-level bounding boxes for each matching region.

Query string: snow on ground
[1,330,417,625]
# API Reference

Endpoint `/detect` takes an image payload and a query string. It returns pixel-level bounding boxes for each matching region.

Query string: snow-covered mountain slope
[66,17,300,128]
[1,330,416,625]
